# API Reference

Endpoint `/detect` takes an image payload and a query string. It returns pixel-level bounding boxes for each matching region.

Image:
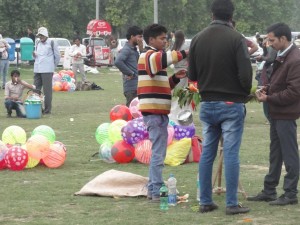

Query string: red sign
[86,20,112,36]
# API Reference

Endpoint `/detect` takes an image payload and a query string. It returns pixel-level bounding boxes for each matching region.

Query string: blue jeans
[5,99,26,117]
[143,114,169,197]
[199,101,245,207]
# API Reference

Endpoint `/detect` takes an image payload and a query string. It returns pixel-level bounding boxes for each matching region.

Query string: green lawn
[0,65,299,225]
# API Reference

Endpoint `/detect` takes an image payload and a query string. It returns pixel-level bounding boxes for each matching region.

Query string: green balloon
[32,125,56,143]
[95,123,110,145]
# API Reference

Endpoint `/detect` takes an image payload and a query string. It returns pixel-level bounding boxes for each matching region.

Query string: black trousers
[264,119,299,198]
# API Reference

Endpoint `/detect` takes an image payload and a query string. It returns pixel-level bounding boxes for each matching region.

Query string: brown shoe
[199,203,218,213]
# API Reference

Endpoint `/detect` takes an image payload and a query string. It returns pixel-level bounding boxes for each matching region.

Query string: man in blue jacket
[115,26,143,106]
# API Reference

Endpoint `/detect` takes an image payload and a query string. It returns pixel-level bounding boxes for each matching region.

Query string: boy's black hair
[73,36,81,42]
[211,0,235,21]
[143,24,168,45]
[126,26,143,40]
[266,23,292,42]
[11,70,20,76]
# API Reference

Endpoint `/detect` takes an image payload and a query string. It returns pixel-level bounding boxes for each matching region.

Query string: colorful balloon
[111,140,135,163]
[43,143,66,168]
[121,118,148,144]
[32,125,56,143]
[5,146,28,171]
[174,123,196,140]
[2,126,27,145]
[135,140,152,164]
[99,140,115,163]
[0,140,8,169]
[95,123,111,145]
[26,134,50,160]
[129,97,142,118]
[53,81,62,91]
[108,119,127,143]
[110,105,132,122]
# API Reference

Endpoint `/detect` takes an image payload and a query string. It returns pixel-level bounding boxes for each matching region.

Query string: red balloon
[61,82,70,92]
[111,140,135,163]
[110,105,132,122]
[43,143,66,168]
[5,146,28,171]
[0,149,7,169]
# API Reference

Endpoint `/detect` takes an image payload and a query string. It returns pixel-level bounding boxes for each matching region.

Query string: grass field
[0,65,299,225]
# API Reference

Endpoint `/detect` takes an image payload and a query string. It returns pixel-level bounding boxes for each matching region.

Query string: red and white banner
[86,20,112,36]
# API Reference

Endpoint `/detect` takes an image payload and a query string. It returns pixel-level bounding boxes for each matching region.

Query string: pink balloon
[167,125,175,145]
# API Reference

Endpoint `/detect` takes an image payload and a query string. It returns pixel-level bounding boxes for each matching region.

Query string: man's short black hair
[211,0,235,21]
[266,23,292,42]
[126,26,143,40]
[11,70,20,76]
[143,24,168,45]
[73,36,81,42]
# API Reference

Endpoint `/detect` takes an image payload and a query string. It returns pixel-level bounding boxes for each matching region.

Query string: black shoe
[269,194,298,206]
[199,203,218,213]
[247,191,277,202]
[226,204,250,215]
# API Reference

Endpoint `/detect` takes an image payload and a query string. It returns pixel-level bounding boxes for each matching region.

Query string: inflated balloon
[95,123,111,145]
[111,140,135,163]
[26,134,50,160]
[135,140,152,164]
[2,125,27,145]
[129,97,142,118]
[174,123,196,140]
[32,125,56,143]
[167,125,175,145]
[121,118,148,144]
[52,73,62,82]
[61,74,71,83]
[110,105,132,122]
[54,141,67,152]
[69,83,76,92]
[0,140,8,170]
[65,70,74,78]
[5,146,28,171]
[43,143,66,168]
[53,81,62,92]
[20,144,39,169]
[61,82,71,92]
[99,140,115,163]
[108,119,127,144]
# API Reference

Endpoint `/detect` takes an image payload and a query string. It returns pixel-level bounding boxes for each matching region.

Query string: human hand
[175,69,187,79]
[255,88,267,102]
[32,51,36,58]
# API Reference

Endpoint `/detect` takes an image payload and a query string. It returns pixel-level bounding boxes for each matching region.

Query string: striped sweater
[137,47,187,114]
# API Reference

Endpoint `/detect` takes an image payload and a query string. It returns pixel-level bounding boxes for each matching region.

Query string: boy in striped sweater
[137,24,188,202]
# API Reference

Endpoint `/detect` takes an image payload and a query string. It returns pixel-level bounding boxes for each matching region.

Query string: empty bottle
[160,184,169,211]
[168,174,177,206]
[197,172,200,201]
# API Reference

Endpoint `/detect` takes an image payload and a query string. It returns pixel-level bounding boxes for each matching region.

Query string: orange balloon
[43,143,66,168]
[53,81,62,91]
[135,140,152,164]
[26,134,50,160]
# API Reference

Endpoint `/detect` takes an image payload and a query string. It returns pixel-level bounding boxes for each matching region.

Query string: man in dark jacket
[249,23,300,206]
[114,26,143,107]
[188,0,252,215]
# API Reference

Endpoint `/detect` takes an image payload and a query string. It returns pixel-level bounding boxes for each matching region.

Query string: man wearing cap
[33,27,60,114]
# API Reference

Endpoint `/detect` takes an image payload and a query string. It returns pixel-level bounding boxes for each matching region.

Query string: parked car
[49,38,71,66]
[116,38,147,53]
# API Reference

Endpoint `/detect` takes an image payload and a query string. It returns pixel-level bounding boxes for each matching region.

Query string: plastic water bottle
[197,172,200,201]
[160,184,169,211]
[167,174,177,206]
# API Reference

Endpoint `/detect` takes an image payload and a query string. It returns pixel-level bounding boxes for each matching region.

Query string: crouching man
[4,70,36,118]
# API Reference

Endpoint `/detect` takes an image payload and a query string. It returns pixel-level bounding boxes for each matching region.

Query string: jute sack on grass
[74,169,148,197]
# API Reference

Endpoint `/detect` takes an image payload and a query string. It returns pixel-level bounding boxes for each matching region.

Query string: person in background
[188,0,252,215]
[138,23,188,202]
[69,36,87,84]
[109,37,118,66]
[114,26,143,107]
[4,70,35,118]
[27,27,35,65]
[0,34,10,89]
[33,27,60,115]
[249,22,300,206]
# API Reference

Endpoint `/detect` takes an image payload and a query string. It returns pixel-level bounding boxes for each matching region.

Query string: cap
[37,27,49,37]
